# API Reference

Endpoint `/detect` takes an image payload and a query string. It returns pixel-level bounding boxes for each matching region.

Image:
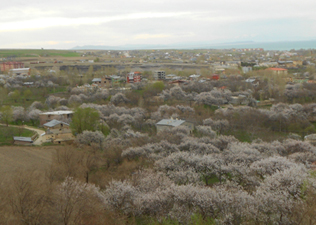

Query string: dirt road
[22,125,45,145]
[0,124,45,145]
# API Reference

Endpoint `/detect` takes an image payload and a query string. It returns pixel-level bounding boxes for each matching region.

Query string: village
[2,0,316,221]
[0,48,315,145]
[1,47,316,224]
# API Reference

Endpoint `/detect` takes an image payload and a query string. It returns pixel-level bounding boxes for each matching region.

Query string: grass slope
[0,49,80,58]
[0,126,35,145]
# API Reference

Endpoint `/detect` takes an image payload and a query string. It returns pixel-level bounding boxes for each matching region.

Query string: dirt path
[0,124,45,145]
[22,125,45,145]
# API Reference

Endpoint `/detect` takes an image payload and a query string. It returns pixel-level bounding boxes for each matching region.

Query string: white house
[156,118,194,133]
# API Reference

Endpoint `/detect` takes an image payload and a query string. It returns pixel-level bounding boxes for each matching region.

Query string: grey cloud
[1,0,316,48]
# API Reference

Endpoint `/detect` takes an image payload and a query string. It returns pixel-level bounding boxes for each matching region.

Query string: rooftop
[13,137,33,142]
[9,68,30,71]
[245,78,256,83]
[110,75,121,79]
[92,78,101,82]
[170,80,186,84]
[43,119,69,127]
[156,118,186,127]
[305,134,316,140]
[189,74,201,78]
[23,82,34,85]
[267,68,288,71]
[40,110,73,115]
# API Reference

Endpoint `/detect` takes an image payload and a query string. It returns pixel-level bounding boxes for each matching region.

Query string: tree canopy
[70,107,100,134]
[0,106,13,126]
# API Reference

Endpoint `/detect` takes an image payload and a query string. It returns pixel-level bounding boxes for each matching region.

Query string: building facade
[126,72,142,83]
[154,71,166,80]
[266,68,288,75]
[0,62,24,72]
[13,137,33,145]
[42,119,74,144]
[39,111,74,126]
[9,68,30,76]
[91,77,111,88]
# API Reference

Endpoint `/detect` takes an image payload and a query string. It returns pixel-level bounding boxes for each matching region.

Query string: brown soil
[0,146,64,179]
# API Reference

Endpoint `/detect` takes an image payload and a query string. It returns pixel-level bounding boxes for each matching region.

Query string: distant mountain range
[71,41,255,51]
[71,40,316,51]
[72,44,172,50]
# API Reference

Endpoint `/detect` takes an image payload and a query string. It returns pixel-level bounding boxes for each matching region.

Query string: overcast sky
[0,0,315,49]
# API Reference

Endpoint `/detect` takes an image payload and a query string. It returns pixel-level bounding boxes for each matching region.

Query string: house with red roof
[266,68,288,75]
[126,71,142,83]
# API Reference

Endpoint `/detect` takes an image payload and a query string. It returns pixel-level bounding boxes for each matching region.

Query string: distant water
[208,40,316,51]
[72,40,316,51]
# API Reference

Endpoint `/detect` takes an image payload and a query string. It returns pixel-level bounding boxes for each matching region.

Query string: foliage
[143,82,165,98]
[2,57,316,224]
[195,125,216,138]
[8,90,20,103]
[0,49,80,57]
[71,107,100,134]
[27,109,42,126]
[12,106,26,124]
[75,130,105,148]
[0,126,35,145]
[110,93,130,105]
[23,89,32,100]
[0,106,13,126]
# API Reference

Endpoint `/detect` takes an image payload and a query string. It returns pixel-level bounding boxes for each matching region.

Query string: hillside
[0,146,57,180]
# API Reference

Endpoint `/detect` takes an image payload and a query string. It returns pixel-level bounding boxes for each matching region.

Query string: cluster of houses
[14,111,75,145]
[89,70,224,90]
[41,119,74,144]
[38,111,74,144]
[0,61,24,71]
[13,109,195,145]
[89,71,166,88]
[0,61,31,77]
[13,106,316,146]
[83,48,312,68]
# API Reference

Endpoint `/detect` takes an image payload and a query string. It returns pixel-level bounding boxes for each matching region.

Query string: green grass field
[0,86,69,108]
[0,49,80,58]
[48,86,68,94]
[223,128,290,143]
[0,126,35,145]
